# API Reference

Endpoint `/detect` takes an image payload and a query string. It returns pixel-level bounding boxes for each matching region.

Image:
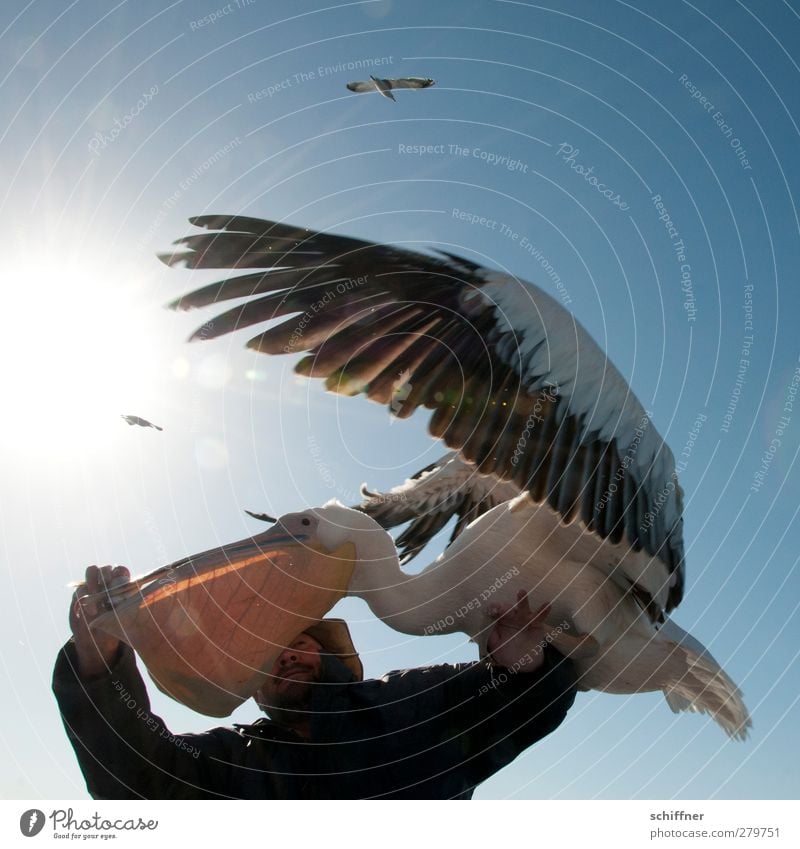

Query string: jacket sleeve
[455,645,578,783]
[383,644,577,790]
[52,639,236,799]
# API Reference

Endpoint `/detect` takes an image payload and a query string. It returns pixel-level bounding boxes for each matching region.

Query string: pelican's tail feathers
[659,618,752,741]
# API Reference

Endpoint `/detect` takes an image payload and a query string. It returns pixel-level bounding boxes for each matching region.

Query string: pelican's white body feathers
[316,501,750,740]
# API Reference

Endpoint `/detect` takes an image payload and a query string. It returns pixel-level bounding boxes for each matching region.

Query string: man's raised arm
[52,566,232,799]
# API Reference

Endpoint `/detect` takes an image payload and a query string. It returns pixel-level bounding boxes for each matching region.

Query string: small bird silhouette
[244,509,277,523]
[121,415,163,431]
[346,75,435,101]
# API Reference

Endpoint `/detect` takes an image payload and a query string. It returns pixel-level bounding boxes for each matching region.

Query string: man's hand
[69,565,129,679]
[487,590,554,673]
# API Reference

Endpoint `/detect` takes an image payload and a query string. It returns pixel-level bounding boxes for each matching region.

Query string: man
[54,564,579,799]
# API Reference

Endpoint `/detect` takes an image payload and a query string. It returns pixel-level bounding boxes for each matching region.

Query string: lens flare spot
[196,354,232,390]
[195,437,228,470]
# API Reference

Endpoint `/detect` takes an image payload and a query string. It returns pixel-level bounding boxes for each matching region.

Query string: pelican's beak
[90,527,357,717]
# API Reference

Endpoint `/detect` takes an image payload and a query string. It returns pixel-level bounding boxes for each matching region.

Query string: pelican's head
[265,500,390,561]
[250,501,398,601]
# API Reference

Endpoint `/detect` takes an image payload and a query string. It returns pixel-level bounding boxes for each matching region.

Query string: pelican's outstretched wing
[356,452,519,564]
[161,215,685,617]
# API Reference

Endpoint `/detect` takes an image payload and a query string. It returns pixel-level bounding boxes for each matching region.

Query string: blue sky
[1,0,798,799]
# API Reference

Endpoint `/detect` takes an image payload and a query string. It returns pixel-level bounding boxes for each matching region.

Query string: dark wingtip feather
[188,215,219,229]
[158,251,189,267]
[168,294,191,311]
[434,250,483,274]
[188,215,267,232]
[186,320,220,342]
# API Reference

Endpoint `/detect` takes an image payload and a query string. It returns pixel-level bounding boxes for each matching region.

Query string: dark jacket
[53,639,576,800]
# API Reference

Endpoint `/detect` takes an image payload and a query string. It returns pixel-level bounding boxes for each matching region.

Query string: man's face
[255,633,324,713]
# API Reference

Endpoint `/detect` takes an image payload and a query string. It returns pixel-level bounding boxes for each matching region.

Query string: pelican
[91,215,750,737]
[346,75,435,100]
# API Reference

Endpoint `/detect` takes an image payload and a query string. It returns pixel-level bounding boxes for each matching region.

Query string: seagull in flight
[346,75,435,101]
[121,415,163,431]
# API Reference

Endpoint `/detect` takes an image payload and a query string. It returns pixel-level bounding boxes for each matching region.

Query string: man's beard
[260,668,320,723]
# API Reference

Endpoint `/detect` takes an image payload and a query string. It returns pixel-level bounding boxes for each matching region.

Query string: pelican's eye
[301,518,311,526]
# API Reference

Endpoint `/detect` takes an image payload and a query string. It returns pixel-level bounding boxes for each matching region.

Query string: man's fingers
[85,565,100,592]
[490,594,555,643]
[491,590,529,618]
[85,564,114,594]
[510,589,529,615]
[531,602,552,624]
[99,565,116,585]
[110,565,130,586]
[86,564,127,598]
[74,565,121,623]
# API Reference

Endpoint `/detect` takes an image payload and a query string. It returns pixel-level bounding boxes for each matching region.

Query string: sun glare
[1,251,164,463]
